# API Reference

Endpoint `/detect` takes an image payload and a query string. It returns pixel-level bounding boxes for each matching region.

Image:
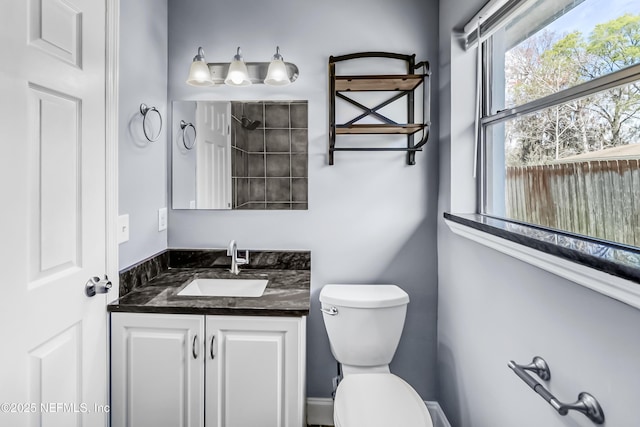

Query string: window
[480,0,640,248]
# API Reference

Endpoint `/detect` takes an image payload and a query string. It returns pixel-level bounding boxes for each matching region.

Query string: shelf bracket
[336,92,403,126]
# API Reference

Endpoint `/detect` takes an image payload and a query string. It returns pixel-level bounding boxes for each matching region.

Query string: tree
[585,14,640,147]
[505,31,586,165]
[585,13,640,77]
[503,13,640,166]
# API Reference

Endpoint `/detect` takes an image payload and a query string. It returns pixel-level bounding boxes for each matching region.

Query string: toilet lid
[334,374,434,427]
[321,284,409,308]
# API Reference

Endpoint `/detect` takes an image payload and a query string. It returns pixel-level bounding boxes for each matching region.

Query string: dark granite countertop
[109,250,311,317]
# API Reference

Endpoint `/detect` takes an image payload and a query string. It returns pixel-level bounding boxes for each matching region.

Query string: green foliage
[587,13,640,75]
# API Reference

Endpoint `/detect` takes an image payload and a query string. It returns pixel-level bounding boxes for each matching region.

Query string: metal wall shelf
[328,52,431,165]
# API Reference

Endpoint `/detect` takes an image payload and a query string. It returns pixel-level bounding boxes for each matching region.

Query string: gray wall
[118,0,168,269]
[171,101,197,209]
[167,0,440,399]
[437,1,640,426]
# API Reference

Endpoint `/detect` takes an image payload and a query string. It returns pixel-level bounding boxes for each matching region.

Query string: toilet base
[333,373,433,427]
[341,363,390,376]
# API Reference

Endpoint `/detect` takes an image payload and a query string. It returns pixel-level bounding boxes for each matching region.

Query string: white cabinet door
[111,313,205,427]
[206,316,306,427]
[110,313,306,427]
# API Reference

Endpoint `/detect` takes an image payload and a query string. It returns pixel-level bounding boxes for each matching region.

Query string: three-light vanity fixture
[186,46,299,87]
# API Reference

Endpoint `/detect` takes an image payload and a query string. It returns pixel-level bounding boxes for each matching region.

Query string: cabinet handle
[192,335,199,359]
[210,335,216,359]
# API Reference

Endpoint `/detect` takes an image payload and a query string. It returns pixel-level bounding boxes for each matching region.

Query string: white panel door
[196,101,232,209]
[110,313,205,427]
[0,0,109,426]
[206,316,305,427]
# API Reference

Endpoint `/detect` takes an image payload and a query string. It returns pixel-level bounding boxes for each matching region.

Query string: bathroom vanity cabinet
[110,312,306,427]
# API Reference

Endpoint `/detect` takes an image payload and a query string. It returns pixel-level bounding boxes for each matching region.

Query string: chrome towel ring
[180,120,196,150]
[140,103,163,142]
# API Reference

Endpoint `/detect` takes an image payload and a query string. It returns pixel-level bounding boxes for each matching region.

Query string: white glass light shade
[225,60,251,86]
[224,47,251,86]
[264,59,290,86]
[186,60,213,86]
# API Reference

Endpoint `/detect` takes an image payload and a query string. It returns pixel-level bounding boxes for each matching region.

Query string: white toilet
[320,284,434,427]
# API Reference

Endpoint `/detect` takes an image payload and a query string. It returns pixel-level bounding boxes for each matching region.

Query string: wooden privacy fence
[506,159,640,247]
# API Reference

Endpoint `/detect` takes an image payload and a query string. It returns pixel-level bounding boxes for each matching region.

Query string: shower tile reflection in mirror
[232,101,308,210]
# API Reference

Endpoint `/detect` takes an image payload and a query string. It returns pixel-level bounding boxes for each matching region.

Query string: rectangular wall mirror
[172,100,308,210]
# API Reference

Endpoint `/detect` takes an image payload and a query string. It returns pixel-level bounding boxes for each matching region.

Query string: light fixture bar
[205,62,300,85]
[186,46,299,87]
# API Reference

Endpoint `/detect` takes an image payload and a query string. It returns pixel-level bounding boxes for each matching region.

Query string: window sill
[444,213,640,310]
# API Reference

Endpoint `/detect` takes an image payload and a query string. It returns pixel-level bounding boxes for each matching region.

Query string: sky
[547,0,640,36]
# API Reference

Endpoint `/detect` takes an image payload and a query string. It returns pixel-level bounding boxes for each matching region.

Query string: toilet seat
[334,373,434,427]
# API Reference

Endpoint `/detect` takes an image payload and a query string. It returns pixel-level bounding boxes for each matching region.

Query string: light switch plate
[117,214,129,244]
[158,207,168,231]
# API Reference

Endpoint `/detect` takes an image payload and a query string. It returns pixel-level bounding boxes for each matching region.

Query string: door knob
[85,275,112,297]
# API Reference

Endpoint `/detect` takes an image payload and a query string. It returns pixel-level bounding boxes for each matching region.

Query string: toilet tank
[320,284,409,367]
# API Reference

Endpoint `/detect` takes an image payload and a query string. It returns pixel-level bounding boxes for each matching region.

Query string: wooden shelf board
[335,124,426,135]
[335,75,424,91]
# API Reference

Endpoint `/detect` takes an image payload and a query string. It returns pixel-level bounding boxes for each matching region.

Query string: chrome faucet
[227,240,249,275]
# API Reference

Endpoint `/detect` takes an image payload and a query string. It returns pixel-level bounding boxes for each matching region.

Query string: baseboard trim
[306,398,334,426]
[425,401,452,427]
[306,398,451,427]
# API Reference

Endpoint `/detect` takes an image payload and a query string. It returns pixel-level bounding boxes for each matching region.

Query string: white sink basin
[177,278,268,297]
